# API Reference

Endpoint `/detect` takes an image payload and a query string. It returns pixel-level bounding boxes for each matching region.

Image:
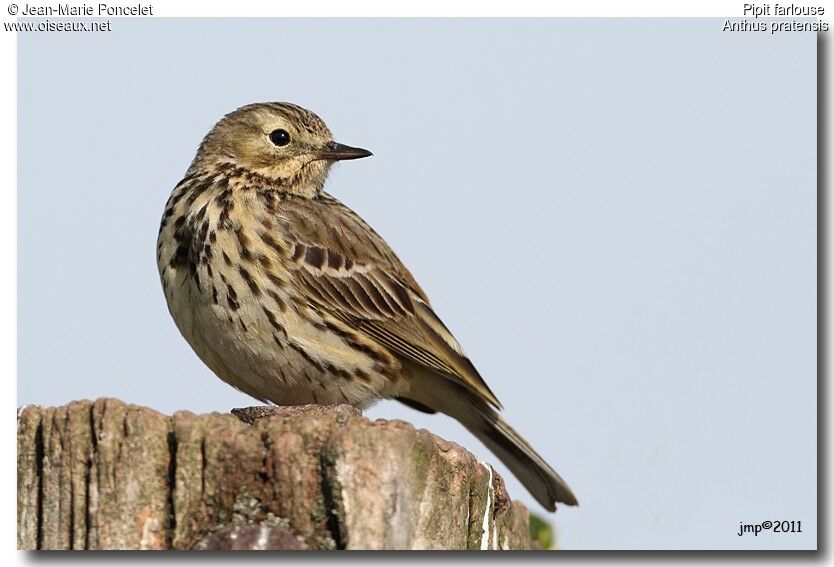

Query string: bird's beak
[315,141,373,161]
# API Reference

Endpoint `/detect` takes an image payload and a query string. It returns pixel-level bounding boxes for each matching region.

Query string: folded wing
[274,193,501,409]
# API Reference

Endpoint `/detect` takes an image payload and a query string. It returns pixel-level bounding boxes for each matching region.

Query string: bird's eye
[269,129,291,147]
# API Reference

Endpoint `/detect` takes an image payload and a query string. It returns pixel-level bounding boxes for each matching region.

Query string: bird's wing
[273,192,502,409]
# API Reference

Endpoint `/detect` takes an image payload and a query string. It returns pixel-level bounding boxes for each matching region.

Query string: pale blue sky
[18,19,817,549]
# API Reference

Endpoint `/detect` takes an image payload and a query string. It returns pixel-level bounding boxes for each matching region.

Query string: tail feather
[399,364,578,511]
[472,405,578,510]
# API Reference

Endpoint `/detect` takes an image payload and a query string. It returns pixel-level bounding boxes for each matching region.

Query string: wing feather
[275,193,502,409]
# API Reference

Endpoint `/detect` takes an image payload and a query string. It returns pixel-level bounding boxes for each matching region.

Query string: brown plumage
[156,102,578,511]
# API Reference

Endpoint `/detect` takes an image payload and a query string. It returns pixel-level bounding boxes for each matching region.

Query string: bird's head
[190,102,372,197]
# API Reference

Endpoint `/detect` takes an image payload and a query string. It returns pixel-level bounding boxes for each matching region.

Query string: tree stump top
[17,399,536,550]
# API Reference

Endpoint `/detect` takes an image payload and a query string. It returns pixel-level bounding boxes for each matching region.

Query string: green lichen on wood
[529,512,555,550]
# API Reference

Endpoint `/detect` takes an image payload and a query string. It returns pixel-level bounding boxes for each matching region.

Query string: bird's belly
[160,266,392,408]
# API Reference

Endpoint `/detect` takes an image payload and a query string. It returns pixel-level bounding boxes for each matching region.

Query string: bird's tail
[398,365,578,511]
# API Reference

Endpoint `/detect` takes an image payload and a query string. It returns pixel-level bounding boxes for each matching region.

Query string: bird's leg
[231,403,363,425]
[231,405,282,424]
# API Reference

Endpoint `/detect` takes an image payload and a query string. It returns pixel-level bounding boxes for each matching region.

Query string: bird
[156,102,578,511]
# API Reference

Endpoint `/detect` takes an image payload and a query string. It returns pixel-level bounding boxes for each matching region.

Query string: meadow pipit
[156,102,578,511]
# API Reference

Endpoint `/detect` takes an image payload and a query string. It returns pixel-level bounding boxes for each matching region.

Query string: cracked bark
[17,399,535,550]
